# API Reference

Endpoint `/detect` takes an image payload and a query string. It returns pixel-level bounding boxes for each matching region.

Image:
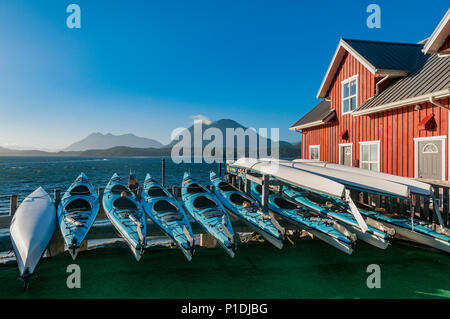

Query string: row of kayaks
[229,158,450,254]
[9,158,450,288]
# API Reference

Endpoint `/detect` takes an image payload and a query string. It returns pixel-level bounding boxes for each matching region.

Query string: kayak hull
[57,173,99,260]
[142,174,195,261]
[9,187,56,286]
[103,173,147,261]
[181,172,236,258]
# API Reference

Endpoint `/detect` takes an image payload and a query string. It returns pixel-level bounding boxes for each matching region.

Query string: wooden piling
[218,162,222,176]
[97,187,105,218]
[261,175,269,211]
[161,158,166,187]
[9,195,18,216]
[54,189,61,208]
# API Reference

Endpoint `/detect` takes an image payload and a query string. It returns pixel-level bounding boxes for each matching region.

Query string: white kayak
[9,187,57,288]
[262,159,410,199]
[292,159,432,197]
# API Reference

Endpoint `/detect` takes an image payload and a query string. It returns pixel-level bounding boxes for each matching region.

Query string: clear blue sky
[0,0,448,150]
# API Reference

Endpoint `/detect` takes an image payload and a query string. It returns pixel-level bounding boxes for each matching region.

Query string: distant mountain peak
[64,132,163,151]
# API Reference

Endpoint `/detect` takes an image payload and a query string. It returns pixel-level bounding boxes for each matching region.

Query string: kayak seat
[153,200,179,213]
[218,182,234,192]
[274,197,298,210]
[148,186,168,197]
[160,212,184,222]
[70,185,91,196]
[111,185,131,195]
[229,193,251,206]
[193,196,217,209]
[187,184,207,194]
[65,198,92,212]
[113,197,138,210]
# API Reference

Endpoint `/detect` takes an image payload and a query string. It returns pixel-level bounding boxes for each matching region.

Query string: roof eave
[317,39,377,99]
[290,120,325,130]
[422,9,450,54]
[352,88,450,116]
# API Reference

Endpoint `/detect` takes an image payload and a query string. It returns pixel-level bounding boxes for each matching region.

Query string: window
[309,145,320,160]
[359,141,380,172]
[342,75,358,114]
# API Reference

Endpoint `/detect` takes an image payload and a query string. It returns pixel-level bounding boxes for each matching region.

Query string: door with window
[417,140,442,180]
[340,145,352,166]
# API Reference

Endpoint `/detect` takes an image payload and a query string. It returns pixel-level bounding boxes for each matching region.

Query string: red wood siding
[301,51,450,179]
[439,35,450,51]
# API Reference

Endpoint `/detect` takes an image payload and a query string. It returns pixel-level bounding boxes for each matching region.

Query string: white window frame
[359,140,380,172]
[338,143,353,166]
[413,136,446,180]
[309,145,320,160]
[341,75,358,115]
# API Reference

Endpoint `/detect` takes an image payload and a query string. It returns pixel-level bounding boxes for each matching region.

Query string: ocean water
[0,156,220,214]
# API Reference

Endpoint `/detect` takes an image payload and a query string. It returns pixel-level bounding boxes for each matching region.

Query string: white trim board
[413,136,447,180]
[338,143,353,166]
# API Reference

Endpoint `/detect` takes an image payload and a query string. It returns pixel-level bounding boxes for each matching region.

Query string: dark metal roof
[290,100,331,129]
[355,53,450,112]
[343,39,423,71]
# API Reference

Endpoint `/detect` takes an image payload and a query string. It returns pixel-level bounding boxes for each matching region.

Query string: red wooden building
[291,9,450,181]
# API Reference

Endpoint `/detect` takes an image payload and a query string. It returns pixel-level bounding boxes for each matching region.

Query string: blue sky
[0,0,448,150]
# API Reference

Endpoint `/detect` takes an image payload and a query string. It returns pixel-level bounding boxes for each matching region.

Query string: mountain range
[0,118,298,157]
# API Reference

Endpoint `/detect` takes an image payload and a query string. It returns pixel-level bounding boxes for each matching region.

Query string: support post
[218,162,222,177]
[9,195,18,216]
[54,189,61,208]
[261,175,269,211]
[161,158,166,187]
[244,174,251,195]
[98,187,105,218]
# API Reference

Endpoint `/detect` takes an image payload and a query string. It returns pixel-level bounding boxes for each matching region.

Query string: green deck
[1,239,449,299]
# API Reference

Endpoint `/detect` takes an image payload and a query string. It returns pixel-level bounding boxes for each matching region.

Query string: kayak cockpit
[187,183,207,194]
[70,185,91,196]
[273,197,297,210]
[65,198,92,212]
[111,185,132,195]
[218,182,234,192]
[113,197,138,210]
[148,186,168,197]
[154,200,184,221]
[229,193,251,206]
[193,196,218,209]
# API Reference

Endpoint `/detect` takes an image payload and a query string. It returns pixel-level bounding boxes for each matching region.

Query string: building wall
[301,51,450,179]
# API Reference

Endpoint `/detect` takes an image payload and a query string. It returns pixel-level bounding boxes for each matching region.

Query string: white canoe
[231,158,346,198]
[269,160,410,199]
[10,187,56,283]
[293,159,431,197]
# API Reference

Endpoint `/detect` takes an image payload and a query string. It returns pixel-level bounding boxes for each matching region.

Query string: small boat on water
[249,182,356,254]
[103,173,147,261]
[10,187,56,289]
[58,173,99,259]
[141,174,195,261]
[210,171,284,249]
[181,172,237,258]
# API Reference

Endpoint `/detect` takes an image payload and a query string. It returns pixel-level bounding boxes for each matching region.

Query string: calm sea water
[0,156,221,214]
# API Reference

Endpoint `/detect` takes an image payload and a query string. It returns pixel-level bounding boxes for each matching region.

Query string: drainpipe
[375,75,390,95]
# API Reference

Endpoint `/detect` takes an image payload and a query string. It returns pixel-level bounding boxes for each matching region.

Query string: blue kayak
[57,173,99,259]
[283,186,393,249]
[142,174,195,261]
[181,172,237,258]
[210,172,284,249]
[103,173,147,261]
[249,182,355,254]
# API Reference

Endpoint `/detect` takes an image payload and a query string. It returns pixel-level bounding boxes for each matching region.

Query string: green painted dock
[1,239,449,299]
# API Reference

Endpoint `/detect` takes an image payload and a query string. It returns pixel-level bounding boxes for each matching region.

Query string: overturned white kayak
[293,159,431,197]
[10,187,56,288]
[273,160,410,199]
[231,158,346,198]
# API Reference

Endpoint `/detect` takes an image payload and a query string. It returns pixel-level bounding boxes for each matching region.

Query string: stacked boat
[228,158,450,254]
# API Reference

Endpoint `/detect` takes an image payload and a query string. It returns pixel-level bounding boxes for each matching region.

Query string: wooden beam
[261,175,269,211]
[9,195,18,216]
